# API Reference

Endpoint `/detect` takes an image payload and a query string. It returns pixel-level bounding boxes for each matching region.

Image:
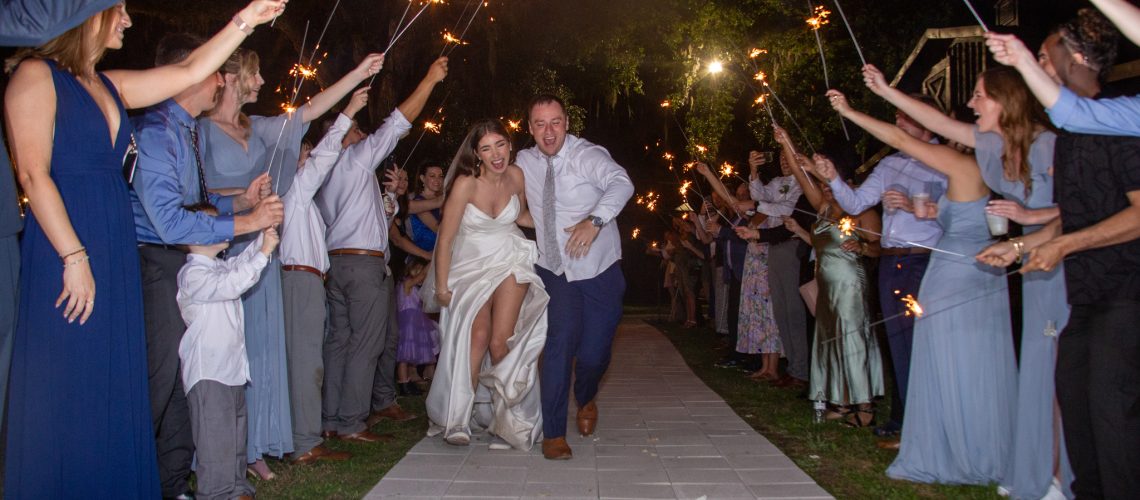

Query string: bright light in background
[708,60,724,74]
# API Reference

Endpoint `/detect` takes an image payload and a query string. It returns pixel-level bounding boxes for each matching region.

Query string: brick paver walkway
[366,319,833,499]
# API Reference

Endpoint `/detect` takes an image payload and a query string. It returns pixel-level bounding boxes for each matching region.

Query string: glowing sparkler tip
[506,119,521,131]
[719,162,736,178]
[748,48,767,59]
[806,6,831,30]
[838,216,856,237]
[754,71,767,82]
[423,121,441,133]
[901,294,925,317]
[632,228,641,240]
[660,100,671,108]
[663,152,674,161]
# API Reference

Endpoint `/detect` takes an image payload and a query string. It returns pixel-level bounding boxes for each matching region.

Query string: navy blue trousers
[877,253,929,426]
[538,262,625,439]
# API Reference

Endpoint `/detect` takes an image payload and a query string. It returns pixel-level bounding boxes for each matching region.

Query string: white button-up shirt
[749,174,802,227]
[316,109,409,260]
[177,237,269,393]
[516,134,634,282]
[281,113,350,273]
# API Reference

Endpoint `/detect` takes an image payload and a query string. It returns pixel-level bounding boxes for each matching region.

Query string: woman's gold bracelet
[60,246,86,261]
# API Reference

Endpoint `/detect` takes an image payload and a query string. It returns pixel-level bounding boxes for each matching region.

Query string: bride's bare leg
[489,275,529,365]
[469,301,493,389]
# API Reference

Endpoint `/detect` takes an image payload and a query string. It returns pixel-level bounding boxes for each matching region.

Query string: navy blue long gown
[4,60,159,497]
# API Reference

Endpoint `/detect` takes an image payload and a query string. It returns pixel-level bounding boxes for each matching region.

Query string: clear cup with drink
[986,212,1009,236]
[912,192,931,218]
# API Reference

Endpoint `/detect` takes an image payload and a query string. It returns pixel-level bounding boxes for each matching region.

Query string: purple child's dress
[397,283,440,365]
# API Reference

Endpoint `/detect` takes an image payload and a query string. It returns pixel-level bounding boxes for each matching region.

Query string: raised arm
[300,54,383,123]
[774,124,823,210]
[396,57,448,124]
[693,162,744,215]
[389,219,432,261]
[105,0,286,109]
[862,64,974,147]
[1090,0,1140,47]
[828,90,985,200]
[407,195,445,215]
[985,33,1062,110]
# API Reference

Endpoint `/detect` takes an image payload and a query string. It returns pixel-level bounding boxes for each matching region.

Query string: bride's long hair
[443,119,514,195]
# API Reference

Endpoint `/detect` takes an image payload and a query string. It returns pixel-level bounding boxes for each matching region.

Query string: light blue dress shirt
[827,151,946,248]
[131,99,235,245]
[1049,86,1140,137]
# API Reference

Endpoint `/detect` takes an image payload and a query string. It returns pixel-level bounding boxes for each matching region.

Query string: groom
[517,94,634,460]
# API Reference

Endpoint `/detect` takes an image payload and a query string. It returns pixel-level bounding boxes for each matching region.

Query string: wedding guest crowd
[4,0,1140,498]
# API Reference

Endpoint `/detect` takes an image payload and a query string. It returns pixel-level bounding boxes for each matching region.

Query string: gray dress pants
[188,380,254,500]
[323,254,393,435]
[282,269,327,455]
[767,240,809,380]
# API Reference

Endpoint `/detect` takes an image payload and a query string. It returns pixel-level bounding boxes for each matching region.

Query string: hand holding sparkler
[805,154,837,182]
[861,64,891,97]
[240,0,289,27]
[426,56,450,85]
[984,33,1037,70]
[826,89,854,115]
[976,240,1020,268]
[1021,239,1067,274]
[239,172,274,211]
[343,87,370,117]
[351,53,385,81]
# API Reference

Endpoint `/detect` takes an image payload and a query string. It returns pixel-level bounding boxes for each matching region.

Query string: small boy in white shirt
[177,222,278,500]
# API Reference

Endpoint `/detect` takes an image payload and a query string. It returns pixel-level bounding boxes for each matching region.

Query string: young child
[396,259,440,396]
[177,221,278,500]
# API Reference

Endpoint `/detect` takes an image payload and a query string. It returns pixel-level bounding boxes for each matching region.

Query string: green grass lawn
[252,312,1000,499]
[649,316,1000,500]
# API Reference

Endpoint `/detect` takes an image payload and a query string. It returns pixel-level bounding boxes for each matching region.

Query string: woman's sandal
[823,407,852,421]
[843,408,876,428]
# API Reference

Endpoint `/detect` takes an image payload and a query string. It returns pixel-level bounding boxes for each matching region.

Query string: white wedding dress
[422,194,548,450]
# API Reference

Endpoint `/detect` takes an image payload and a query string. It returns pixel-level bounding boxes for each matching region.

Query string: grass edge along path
[650,317,1000,500]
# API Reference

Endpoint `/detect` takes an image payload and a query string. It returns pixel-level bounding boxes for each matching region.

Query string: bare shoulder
[7,58,52,89]
[449,174,476,199]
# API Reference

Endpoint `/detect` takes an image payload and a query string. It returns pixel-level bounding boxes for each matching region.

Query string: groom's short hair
[527,93,566,118]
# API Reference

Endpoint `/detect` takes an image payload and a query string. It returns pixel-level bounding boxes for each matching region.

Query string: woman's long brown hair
[5,4,122,77]
[981,66,1052,197]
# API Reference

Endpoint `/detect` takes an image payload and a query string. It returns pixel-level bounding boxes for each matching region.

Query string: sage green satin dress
[808,207,885,405]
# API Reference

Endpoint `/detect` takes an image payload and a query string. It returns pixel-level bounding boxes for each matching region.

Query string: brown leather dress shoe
[876,438,901,450]
[292,444,352,464]
[339,430,396,443]
[367,404,417,427]
[576,401,598,436]
[542,437,573,460]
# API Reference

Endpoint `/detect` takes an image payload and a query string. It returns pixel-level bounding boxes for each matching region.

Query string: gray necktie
[543,156,563,273]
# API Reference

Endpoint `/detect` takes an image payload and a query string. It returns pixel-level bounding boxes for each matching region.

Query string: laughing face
[528,101,568,157]
[967,77,1003,133]
[475,132,512,175]
[99,3,132,50]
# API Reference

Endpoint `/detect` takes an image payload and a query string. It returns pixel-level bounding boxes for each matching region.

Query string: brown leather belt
[880,247,932,256]
[328,248,385,258]
[282,264,326,281]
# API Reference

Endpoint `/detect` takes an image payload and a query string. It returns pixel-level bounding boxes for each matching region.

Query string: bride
[423,119,549,450]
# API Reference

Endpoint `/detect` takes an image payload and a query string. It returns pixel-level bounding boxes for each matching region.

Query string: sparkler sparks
[806,5,831,30]
[754,94,768,106]
[754,70,767,83]
[748,48,768,59]
[663,152,675,162]
[632,228,641,240]
[506,119,521,131]
[441,29,467,45]
[635,191,660,212]
[423,121,441,134]
[838,216,856,237]
[719,162,737,179]
[901,294,925,317]
[660,100,671,108]
[679,180,692,198]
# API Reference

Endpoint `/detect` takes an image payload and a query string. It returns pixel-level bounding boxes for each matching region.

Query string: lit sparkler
[748,48,768,59]
[838,216,856,237]
[806,5,830,30]
[663,152,675,162]
[506,119,521,131]
[441,29,467,46]
[694,144,708,156]
[632,228,641,240]
[679,180,692,198]
[423,121,441,134]
[901,294,925,317]
[660,100,671,108]
[719,162,737,179]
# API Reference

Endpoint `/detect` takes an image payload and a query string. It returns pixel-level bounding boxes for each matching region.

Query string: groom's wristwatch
[587,215,605,228]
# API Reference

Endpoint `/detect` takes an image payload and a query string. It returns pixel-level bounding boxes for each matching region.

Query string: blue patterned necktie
[543,156,563,273]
